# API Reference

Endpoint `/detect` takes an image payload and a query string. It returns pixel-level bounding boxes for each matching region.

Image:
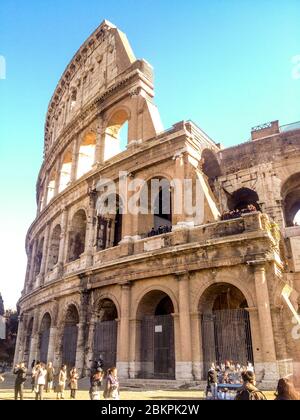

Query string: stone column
[75,322,86,376]
[47,326,57,364]
[70,137,79,182]
[28,309,40,371]
[117,283,131,378]
[54,156,62,196]
[94,121,104,165]
[84,319,96,376]
[253,262,279,383]
[129,318,141,379]
[176,272,193,380]
[57,208,68,274]
[191,311,202,380]
[85,192,97,266]
[13,314,25,366]
[76,289,91,377]
[28,240,37,292]
[39,224,51,284]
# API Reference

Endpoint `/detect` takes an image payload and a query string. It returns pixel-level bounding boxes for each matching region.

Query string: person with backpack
[13,362,27,400]
[207,364,218,400]
[235,371,266,400]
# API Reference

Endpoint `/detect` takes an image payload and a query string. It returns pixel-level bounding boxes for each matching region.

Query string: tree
[0,310,18,364]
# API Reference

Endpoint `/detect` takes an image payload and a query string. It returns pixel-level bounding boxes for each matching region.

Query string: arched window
[96,194,123,250]
[34,238,44,278]
[104,110,129,161]
[47,225,61,272]
[201,149,221,194]
[68,210,87,262]
[282,173,300,227]
[59,150,72,193]
[76,132,96,179]
[46,170,56,204]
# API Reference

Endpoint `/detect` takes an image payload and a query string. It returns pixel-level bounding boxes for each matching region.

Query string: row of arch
[23,283,254,379]
[42,110,130,210]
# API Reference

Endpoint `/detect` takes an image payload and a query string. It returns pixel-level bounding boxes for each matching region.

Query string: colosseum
[14,20,300,388]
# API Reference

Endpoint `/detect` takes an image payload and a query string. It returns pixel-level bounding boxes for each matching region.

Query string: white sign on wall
[290,236,300,272]
[155,325,163,333]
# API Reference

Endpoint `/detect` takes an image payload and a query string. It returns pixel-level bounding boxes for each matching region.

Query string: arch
[47,224,61,272]
[138,176,173,237]
[93,298,118,370]
[104,109,130,161]
[135,289,175,379]
[46,169,57,204]
[61,304,79,368]
[76,131,96,179]
[38,313,51,364]
[198,283,254,376]
[228,187,260,212]
[59,150,72,193]
[134,285,179,319]
[281,173,300,227]
[68,210,87,262]
[93,293,121,320]
[96,194,123,250]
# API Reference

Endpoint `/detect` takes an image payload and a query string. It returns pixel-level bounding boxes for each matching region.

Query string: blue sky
[0,0,299,309]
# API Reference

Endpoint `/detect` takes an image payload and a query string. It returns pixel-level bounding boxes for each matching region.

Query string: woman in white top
[35,363,47,401]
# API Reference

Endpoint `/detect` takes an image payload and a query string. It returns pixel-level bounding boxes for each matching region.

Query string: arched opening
[96,195,123,250]
[59,150,72,193]
[68,210,87,262]
[282,173,300,227]
[104,110,129,161]
[137,290,175,379]
[201,149,221,195]
[34,238,44,278]
[139,177,172,237]
[76,132,96,179]
[61,305,79,369]
[46,170,56,204]
[47,225,61,272]
[199,283,253,377]
[23,318,34,366]
[228,188,260,212]
[93,299,118,371]
[38,313,51,364]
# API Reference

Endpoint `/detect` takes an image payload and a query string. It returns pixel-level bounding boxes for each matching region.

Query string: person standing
[31,361,39,392]
[46,362,55,392]
[69,367,79,400]
[13,362,27,401]
[103,367,120,400]
[90,368,103,400]
[57,365,67,400]
[35,363,47,400]
[207,364,218,400]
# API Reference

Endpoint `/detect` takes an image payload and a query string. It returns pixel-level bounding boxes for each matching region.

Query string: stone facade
[14,21,300,387]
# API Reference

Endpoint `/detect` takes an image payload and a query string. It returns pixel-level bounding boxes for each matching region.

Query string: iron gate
[39,328,50,364]
[140,314,175,379]
[62,325,78,368]
[94,320,117,370]
[201,309,253,377]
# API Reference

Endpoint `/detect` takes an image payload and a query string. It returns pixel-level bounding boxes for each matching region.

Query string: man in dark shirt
[13,362,27,400]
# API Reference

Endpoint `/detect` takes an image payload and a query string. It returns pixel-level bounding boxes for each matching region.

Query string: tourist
[207,364,218,400]
[69,367,79,400]
[0,373,4,383]
[46,362,55,392]
[13,362,27,401]
[103,367,120,400]
[35,363,47,400]
[90,368,103,400]
[57,365,67,400]
[235,371,266,400]
[274,377,300,400]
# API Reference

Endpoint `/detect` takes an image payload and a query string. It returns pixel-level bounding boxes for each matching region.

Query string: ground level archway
[38,313,51,364]
[199,283,254,377]
[137,290,175,379]
[93,299,118,371]
[61,305,79,368]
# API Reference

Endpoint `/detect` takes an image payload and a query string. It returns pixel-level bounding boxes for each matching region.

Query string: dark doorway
[200,284,254,378]
[93,299,118,370]
[61,305,79,368]
[139,292,175,379]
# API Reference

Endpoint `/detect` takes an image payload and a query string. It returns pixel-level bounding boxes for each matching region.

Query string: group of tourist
[147,225,172,237]
[9,358,120,401]
[221,204,258,221]
[206,361,300,400]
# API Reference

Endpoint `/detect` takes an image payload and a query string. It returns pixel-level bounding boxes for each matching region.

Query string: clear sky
[0,0,299,310]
